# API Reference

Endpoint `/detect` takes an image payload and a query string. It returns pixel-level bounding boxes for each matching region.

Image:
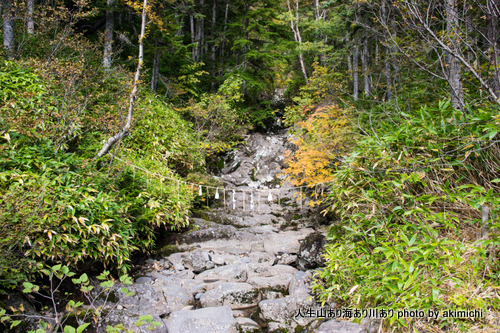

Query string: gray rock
[181,278,206,294]
[135,276,153,284]
[151,274,183,287]
[232,310,246,317]
[265,264,298,277]
[250,243,265,252]
[179,224,238,244]
[259,292,316,326]
[247,251,275,264]
[210,254,226,265]
[258,298,289,323]
[199,282,259,309]
[267,321,293,333]
[162,286,193,312]
[246,273,292,294]
[277,253,297,265]
[262,291,284,300]
[168,252,187,268]
[361,316,383,333]
[174,263,185,271]
[315,319,367,333]
[119,284,169,316]
[288,271,311,296]
[235,317,260,333]
[237,257,251,264]
[202,251,211,261]
[296,232,326,271]
[188,250,210,273]
[164,306,237,333]
[145,259,157,265]
[196,264,248,282]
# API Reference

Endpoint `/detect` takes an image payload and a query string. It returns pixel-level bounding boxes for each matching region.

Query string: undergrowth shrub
[0,61,201,289]
[306,100,500,331]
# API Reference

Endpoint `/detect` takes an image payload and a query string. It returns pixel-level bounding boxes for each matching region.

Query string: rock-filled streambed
[97,130,371,332]
[12,130,371,333]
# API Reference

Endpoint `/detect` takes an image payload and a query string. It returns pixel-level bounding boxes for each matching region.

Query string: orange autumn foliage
[284,104,352,205]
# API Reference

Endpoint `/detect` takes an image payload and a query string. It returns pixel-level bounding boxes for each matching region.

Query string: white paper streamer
[267,190,272,202]
[199,185,203,196]
[250,192,254,211]
[215,188,219,199]
[232,190,236,209]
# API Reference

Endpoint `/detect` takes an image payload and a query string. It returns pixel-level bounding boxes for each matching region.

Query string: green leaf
[77,323,90,333]
[64,325,76,333]
[432,288,439,301]
[23,282,34,292]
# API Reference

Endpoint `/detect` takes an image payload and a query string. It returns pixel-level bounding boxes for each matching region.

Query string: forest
[1,0,500,332]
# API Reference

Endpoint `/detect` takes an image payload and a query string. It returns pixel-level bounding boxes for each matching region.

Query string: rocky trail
[99,130,371,333]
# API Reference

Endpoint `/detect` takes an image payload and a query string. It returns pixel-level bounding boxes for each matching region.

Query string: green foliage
[181,75,250,155]
[0,134,131,285]
[0,61,201,288]
[311,100,500,331]
[1,264,158,333]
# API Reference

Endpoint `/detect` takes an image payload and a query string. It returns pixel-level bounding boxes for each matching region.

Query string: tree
[286,0,309,84]
[98,0,148,158]
[2,0,15,58]
[103,0,116,68]
[27,0,34,34]
[444,0,464,110]
[387,0,500,107]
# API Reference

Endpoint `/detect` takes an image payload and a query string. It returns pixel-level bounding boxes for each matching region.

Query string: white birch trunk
[97,0,148,158]
[353,44,359,101]
[3,0,14,58]
[103,0,115,68]
[27,0,34,34]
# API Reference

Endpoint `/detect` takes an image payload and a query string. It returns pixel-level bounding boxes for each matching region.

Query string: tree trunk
[97,0,148,158]
[219,1,228,76]
[487,0,500,98]
[381,0,392,100]
[385,47,392,101]
[287,0,308,84]
[27,0,34,34]
[190,14,196,61]
[103,0,115,69]
[346,34,352,73]
[445,0,464,110]
[390,15,399,87]
[211,0,216,62]
[242,2,249,95]
[221,2,228,58]
[353,43,359,101]
[151,38,159,91]
[362,38,371,96]
[3,0,15,59]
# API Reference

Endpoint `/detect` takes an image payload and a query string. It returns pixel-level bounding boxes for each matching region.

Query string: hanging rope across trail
[113,156,333,209]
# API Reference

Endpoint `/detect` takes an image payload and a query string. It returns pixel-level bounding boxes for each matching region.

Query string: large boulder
[199,282,259,309]
[185,250,214,274]
[164,306,237,333]
[296,232,326,270]
[246,273,292,294]
[288,271,311,296]
[195,264,248,283]
[161,286,193,312]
